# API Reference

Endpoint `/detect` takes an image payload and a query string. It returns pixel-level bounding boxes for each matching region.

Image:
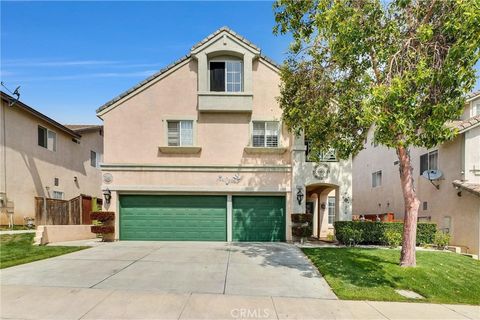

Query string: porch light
[296,187,304,205]
[103,188,111,205]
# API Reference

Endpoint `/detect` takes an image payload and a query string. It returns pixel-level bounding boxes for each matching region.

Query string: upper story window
[305,139,338,162]
[372,170,382,188]
[167,120,193,146]
[252,121,279,147]
[90,151,98,168]
[38,125,56,151]
[52,191,64,200]
[209,60,242,92]
[473,103,480,117]
[420,150,438,174]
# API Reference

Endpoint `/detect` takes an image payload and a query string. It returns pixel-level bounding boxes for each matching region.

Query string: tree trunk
[396,146,421,267]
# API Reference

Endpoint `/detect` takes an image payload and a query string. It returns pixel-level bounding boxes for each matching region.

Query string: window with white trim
[252,121,279,147]
[167,120,193,146]
[420,150,438,174]
[372,170,382,188]
[328,196,335,224]
[52,191,64,200]
[473,103,480,117]
[209,60,242,92]
[38,126,56,151]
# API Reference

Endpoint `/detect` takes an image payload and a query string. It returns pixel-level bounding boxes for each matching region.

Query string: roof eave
[1,92,81,139]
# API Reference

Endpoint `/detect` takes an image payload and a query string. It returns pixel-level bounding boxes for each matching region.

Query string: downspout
[1,101,7,203]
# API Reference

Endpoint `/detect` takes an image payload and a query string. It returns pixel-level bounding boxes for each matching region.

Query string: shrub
[334,221,437,246]
[434,231,451,249]
[326,233,335,242]
[340,225,363,247]
[91,225,114,234]
[384,229,402,248]
[90,211,114,222]
[292,225,313,237]
[291,214,313,223]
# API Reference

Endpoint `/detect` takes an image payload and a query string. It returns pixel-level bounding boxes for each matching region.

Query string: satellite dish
[422,169,443,181]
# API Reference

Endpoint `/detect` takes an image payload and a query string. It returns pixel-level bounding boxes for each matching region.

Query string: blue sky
[1,1,479,125]
[1,1,291,124]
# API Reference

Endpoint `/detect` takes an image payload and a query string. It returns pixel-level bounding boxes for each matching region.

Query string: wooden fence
[35,195,102,225]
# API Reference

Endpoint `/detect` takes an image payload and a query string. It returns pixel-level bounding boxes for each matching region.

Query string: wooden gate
[35,194,103,225]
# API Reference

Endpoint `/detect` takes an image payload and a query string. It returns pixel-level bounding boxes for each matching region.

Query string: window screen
[210,62,225,92]
[38,126,47,148]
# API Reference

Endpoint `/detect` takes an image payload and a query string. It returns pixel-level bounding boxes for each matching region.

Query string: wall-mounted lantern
[103,188,111,205]
[296,187,304,206]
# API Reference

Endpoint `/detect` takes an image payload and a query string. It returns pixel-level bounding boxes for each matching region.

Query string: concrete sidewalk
[1,285,478,320]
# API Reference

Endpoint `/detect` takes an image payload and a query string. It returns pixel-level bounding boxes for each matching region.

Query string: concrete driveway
[0,241,336,299]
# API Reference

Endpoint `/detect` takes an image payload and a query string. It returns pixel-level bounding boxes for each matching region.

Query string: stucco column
[227,194,232,242]
[243,53,254,93]
[196,53,208,92]
[292,133,307,214]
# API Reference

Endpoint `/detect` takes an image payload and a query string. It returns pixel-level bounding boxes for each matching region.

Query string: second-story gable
[97,28,287,166]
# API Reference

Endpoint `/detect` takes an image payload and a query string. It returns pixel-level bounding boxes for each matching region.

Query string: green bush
[334,221,437,246]
[292,225,313,237]
[434,231,451,249]
[291,214,313,223]
[384,229,402,248]
[339,224,364,247]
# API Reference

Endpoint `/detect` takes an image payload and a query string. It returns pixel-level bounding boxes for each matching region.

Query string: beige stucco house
[97,27,352,242]
[0,91,103,225]
[353,91,480,256]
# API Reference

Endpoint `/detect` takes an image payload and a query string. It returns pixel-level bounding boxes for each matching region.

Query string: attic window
[209,60,242,92]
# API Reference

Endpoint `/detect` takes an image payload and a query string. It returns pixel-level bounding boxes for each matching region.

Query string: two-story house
[0,91,103,225]
[97,27,352,242]
[353,91,480,256]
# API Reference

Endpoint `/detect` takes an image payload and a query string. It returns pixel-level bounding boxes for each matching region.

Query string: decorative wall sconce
[296,187,304,205]
[103,188,112,205]
[320,203,326,210]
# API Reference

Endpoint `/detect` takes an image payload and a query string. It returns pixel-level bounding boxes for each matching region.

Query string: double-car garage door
[120,195,285,242]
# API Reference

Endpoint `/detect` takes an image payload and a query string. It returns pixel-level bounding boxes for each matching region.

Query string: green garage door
[232,196,286,242]
[120,195,227,241]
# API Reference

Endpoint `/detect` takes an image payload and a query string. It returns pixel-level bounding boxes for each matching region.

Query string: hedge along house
[96,27,352,242]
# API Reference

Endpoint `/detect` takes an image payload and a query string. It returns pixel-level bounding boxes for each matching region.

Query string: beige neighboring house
[0,91,103,225]
[97,27,352,242]
[353,91,480,256]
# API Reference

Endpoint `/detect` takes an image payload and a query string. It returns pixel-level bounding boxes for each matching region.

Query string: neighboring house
[353,91,480,256]
[97,27,352,242]
[0,91,103,225]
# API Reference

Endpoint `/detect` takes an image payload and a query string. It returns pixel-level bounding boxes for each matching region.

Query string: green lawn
[0,225,31,231]
[303,248,480,305]
[0,233,89,269]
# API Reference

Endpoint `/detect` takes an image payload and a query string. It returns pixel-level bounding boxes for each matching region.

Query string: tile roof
[64,124,103,133]
[191,26,260,52]
[96,27,280,115]
[466,90,480,100]
[450,114,480,133]
[96,54,191,114]
[452,180,480,197]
